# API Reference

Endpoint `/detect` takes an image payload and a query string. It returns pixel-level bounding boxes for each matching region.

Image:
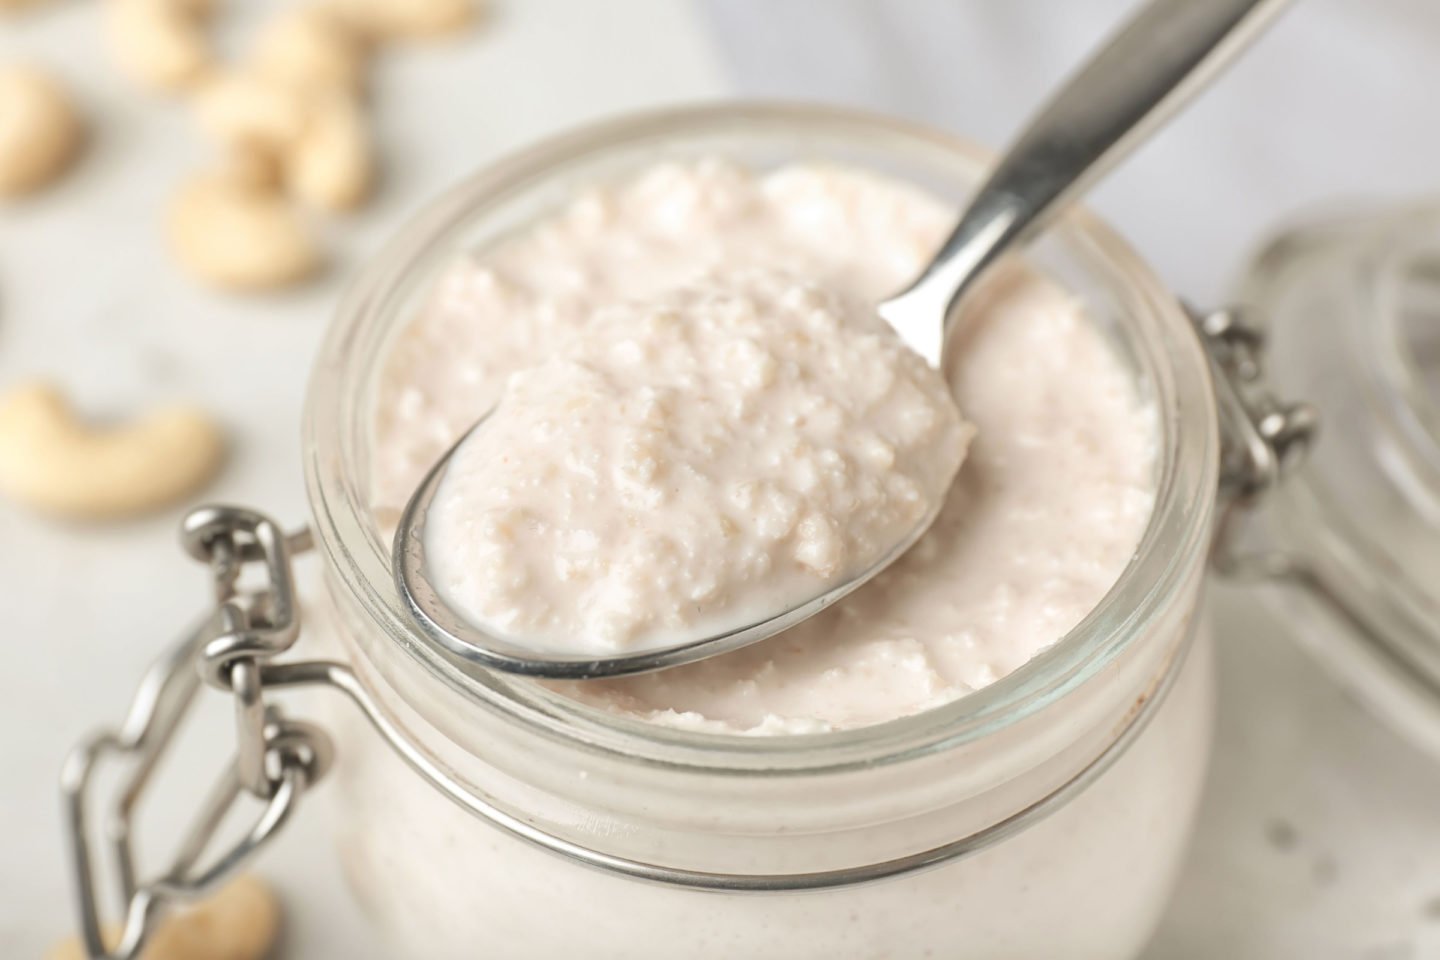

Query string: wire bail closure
[1197,304,1319,576]
[59,507,332,960]
[1199,305,1317,501]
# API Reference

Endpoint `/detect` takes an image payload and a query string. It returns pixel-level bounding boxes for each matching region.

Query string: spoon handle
[880,0,1291,365]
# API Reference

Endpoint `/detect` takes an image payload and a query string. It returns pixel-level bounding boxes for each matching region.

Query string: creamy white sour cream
[375,159,1155,732]
[424,269,972,654]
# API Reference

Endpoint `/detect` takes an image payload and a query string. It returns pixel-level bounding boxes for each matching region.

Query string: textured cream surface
[374,160,1156,732]
[425,269,971,652]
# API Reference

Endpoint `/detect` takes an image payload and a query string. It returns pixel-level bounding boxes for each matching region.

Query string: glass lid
[1235,205,1440,758]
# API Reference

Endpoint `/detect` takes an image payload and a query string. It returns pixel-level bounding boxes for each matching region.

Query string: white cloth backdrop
[698,0,1440,304]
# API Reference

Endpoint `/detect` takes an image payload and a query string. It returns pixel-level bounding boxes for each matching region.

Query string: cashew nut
[0,65,83,197]
[106,0,216,94]
[44,924,122,960]
[327,0,476,40]
[286,90,372,211]
[193,73,373,214]
[46,874,278,960]
[254,7,369,94]
[193,70,309,152]
[220,145,284,189]
[168,160,322,289]
[0,0,56,14]
[0,383,224,520]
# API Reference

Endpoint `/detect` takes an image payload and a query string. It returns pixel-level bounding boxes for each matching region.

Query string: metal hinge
[1196,304,1318,580]
[1197,304,1318,503]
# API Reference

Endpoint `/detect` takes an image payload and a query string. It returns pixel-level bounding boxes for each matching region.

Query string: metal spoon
[395,0,1289,679]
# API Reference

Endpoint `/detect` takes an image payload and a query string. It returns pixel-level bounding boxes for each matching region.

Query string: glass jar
[66,103,1309,960]
[297,104,1222,959]
[1219,204,1440,760]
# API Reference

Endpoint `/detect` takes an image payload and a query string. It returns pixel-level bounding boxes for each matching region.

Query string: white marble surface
[2,1,1439,958]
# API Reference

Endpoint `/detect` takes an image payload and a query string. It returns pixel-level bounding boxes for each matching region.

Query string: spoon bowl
[393,411,950,678]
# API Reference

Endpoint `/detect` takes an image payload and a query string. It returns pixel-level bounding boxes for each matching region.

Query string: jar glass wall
[1236,207,1440,757]
[302,104,1220,959]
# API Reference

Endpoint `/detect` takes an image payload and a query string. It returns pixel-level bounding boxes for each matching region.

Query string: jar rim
[302,100,1220,773]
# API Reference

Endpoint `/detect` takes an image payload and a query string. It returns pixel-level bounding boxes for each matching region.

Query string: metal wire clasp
[1195,304,1318,573]
[59,507,332,960]
[1198,305,1317,500]
[180,506,313,797]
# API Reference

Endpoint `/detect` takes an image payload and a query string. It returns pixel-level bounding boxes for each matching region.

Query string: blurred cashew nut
[327,0,476,40]
[0,383,224,520]
[255,7,369,93]
[151,0,477,289]
[286,91,372,210]
[0,65,83,197]
[193,70,309,150]
[168,159,322,289]
[0,0,57,14]
[193,73,373,214]
[106,0,216,93]
[45,875,278,960]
